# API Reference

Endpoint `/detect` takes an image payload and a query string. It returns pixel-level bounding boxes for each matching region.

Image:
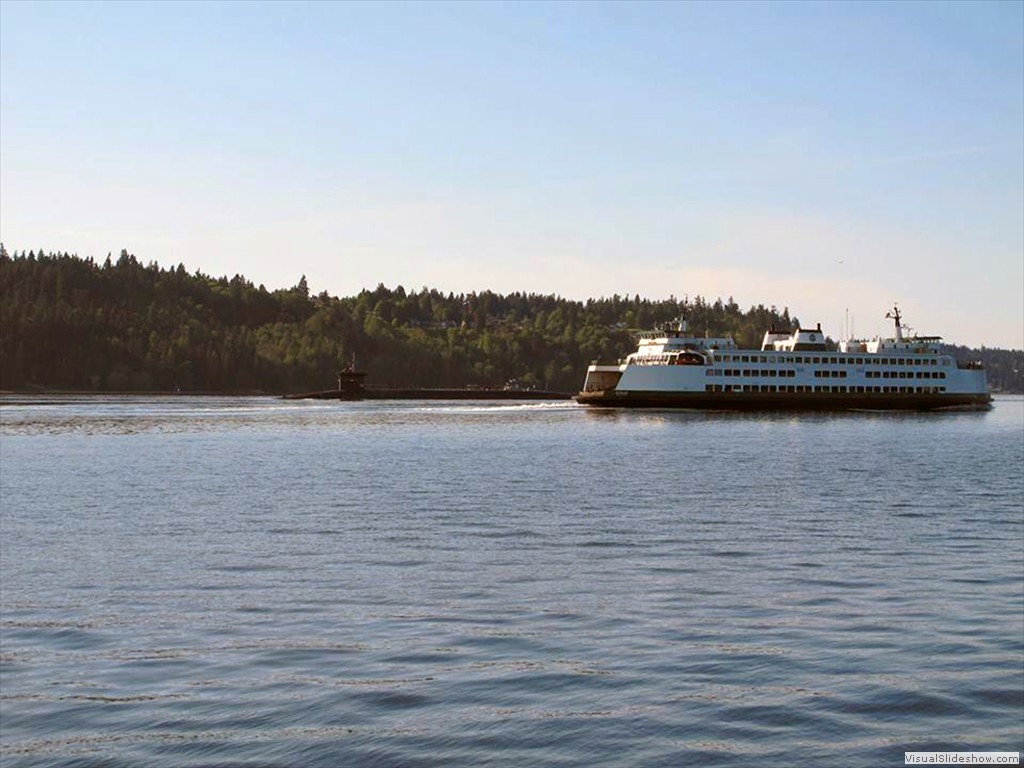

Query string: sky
[1,0,1022,349]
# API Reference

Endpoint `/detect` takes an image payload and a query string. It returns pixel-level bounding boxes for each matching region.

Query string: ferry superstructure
[576,306,991,410]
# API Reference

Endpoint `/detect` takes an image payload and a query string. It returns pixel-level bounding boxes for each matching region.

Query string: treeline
[1,247,1020,394]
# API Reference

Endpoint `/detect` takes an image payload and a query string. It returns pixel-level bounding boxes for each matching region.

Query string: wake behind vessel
[576,306,991,410]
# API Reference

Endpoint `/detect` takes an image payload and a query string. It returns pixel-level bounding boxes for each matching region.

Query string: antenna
[885,303,904,341]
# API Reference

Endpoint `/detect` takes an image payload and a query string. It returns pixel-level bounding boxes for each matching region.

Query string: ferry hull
[576,389,992,411]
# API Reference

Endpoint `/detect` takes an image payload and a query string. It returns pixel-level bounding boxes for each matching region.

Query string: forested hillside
[2,248,1021,394]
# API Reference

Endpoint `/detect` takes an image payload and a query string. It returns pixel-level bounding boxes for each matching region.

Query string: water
[1,396,1022,767]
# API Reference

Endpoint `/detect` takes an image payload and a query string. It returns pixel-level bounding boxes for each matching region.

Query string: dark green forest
[2,248,1021,394]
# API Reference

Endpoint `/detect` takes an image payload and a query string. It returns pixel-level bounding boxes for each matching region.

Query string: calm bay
[1,396,1022,767]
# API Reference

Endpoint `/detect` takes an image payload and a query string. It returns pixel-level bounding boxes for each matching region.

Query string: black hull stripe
[576,391,992,411]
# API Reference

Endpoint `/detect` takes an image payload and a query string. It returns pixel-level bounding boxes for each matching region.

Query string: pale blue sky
[2,0,1021,347]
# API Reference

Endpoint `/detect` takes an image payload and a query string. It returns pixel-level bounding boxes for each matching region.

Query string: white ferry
[577,306,991,410]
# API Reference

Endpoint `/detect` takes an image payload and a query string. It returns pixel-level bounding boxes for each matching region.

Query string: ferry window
[741,355,750,362]
[769,370,777,377]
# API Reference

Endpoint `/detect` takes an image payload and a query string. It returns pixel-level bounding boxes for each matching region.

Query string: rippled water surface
[2,396,1022,767]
